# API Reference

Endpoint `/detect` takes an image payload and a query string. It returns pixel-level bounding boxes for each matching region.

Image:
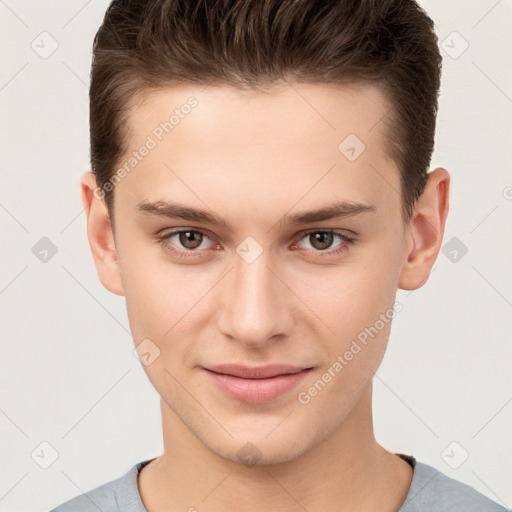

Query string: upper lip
[204,364,311,379]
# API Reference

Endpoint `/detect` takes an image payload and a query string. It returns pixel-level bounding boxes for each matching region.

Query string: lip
[203,365,313,404]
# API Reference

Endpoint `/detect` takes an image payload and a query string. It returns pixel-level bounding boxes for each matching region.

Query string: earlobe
[398,168,450,290]
[81,172,125,296]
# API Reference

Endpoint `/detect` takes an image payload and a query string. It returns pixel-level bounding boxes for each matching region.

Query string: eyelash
[156,228,354,259]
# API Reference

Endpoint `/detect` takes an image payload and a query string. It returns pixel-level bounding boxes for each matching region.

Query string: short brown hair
[90,0,442,222]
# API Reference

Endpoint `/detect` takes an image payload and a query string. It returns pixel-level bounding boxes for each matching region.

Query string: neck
[138,382,413,512]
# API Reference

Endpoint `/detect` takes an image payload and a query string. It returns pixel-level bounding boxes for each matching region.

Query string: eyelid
[290,228,355,243]
[157,227,355,257]
[289,229,354,254]
[157,227,219,250]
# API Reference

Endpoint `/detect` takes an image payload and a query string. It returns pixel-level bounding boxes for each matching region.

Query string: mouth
[202,364,313,404]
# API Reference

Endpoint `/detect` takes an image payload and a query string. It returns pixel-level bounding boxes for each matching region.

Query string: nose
[216,247,294,349]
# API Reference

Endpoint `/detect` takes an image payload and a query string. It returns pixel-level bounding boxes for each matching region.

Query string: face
[103,82,413,464]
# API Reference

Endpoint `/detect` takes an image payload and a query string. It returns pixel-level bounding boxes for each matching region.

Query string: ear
[398,167,450,290]
[80,172,124,296]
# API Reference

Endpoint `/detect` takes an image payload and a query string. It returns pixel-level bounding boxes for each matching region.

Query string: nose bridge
[218,243,291,346]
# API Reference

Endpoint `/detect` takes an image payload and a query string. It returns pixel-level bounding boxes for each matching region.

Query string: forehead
[116,81,401,224]
[128,81,392,149]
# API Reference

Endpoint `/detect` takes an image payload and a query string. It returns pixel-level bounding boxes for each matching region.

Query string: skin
[81,81,449,511]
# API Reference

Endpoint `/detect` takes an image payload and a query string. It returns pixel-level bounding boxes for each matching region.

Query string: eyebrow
[136,199,376,232]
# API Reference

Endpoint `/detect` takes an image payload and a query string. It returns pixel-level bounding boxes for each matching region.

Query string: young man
[50,1,507,511]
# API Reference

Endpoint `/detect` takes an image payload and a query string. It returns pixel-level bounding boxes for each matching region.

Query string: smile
[202,365,313,404]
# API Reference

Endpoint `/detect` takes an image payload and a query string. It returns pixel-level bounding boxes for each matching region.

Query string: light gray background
[1,1,511,511]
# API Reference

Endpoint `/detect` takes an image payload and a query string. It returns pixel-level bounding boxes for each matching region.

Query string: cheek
[297,277,396,414]
[116,229,203,341]
[120,261,200,397]
[304,261,398,337]
[296,242,402,395]
[122,266,200,343]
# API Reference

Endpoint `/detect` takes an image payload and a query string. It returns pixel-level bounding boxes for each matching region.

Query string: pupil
[312,232,332,250]
[180,231,202,249]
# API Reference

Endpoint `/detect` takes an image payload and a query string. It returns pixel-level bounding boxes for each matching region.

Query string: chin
[207,432,312,467]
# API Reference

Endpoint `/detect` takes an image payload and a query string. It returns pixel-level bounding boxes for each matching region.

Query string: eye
[157,228,218,257]
[291,230,354,257]
[156,228,354,260]
[172,230,206,250]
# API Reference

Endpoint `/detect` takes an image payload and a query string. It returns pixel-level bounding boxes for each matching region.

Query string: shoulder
[400,459,509,512]
[48,460,150,512]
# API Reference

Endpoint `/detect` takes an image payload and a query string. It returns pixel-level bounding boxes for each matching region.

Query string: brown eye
[178,230,203,249]
[308,232,334,250]
[291,230,353,258]
[157,228,218,258]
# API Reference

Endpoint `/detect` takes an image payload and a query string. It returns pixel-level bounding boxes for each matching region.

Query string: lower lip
[203,368,312,404]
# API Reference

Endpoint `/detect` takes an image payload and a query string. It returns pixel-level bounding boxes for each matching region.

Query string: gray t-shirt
[49,454,508,511]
